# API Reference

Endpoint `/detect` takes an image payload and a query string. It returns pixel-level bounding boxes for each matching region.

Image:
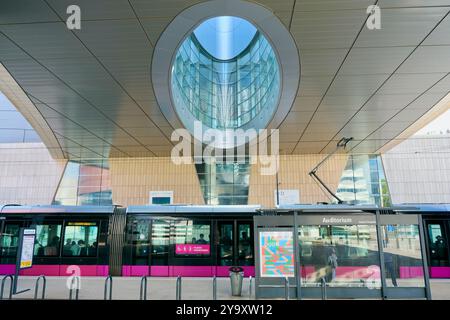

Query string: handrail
[34,275,46,299]
[212,275,217,300]
[284,277,289,300]
[140,276,148,300]
[104,275,113,300]
[68,276,80,300]
[321,277,327,300]
[0,275,13,300]
[176,276,182,300]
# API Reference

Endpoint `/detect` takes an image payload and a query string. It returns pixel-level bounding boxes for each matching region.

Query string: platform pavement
[0,276,449,300]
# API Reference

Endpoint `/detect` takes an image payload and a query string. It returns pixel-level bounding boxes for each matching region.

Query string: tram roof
[126,205,261,214]
[0,204,116,214]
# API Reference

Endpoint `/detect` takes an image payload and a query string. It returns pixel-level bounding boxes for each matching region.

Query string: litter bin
[229,266,244,296]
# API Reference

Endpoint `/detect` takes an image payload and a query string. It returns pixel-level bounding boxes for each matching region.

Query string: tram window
[34,224,62,256]
[382,224,425,287]
[218,223,233,264]
[63,223,98,257]
[0,223,20,257]
[151,220,169,257]
[174,220,211,256]
[238,224,253,264]
[131,219,150,258]
[427,224,449,266]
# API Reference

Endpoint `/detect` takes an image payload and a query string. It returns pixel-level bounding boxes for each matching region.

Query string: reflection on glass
[238,223,253,265]
[382,225,425,287]
[219,223,233,265]
[34,224,62,256]
[171,29,280,130]
[195,159,250,205]
[0,224,20,256]
[151,220,170,265]
[298,225,381,288]
[63,224,98,257]
[53,159,112,206]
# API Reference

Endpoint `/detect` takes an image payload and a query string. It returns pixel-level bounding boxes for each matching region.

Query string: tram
[0,204,449,278]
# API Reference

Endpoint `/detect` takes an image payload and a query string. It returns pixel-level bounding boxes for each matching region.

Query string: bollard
[34,275,46,299]
[69,276,80,300]
[104,275,113,300]
[321,277,327,300]
[176,276,182,300]
[249,276,253,299]
[284,277,289,300]
[140,276,148,300]
[0,275,13,300]
[212,275,217,300]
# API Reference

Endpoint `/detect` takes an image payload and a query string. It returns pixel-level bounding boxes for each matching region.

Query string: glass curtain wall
[53,159,112,206]
[171,31,280,129]
[336,154,391,207]
[195,158,250,205]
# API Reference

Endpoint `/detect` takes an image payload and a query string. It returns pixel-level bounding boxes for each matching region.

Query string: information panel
[259,231,295,277]
[175,244,210,255]
[19,228,36,269]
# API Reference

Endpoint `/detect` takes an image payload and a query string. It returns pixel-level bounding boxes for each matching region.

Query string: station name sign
[298,215,376,225]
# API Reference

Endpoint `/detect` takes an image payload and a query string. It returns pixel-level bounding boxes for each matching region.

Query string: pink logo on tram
[175,244,210,255]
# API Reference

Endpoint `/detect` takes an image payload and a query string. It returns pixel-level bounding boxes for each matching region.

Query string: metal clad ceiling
[0,0,449,158]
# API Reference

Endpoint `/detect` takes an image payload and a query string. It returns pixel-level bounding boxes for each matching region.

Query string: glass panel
[151,220,169,265]
[0,223,20,257]
[53,159,112,206]
[218,223,233,265]
[131,219,150,260]
[63,223,99,257]
[336,155,392,207]
[238,223,253,266]
[34,224,62,256]
[382,224,425,287]
[427,223,449,266]
[298,225,381,288]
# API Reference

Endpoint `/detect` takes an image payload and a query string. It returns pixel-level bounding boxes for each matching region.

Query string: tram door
[217,220,253,266]
[425,221,449,267]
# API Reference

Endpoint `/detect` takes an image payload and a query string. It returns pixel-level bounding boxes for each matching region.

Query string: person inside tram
[34,238,44,256]
[435,236,448,265]
[191,237,197,244]
[63,238,73,256]
[78,240,87,256]
[70,240,80,256]
[196,234,208,244]
[88,242,97,256]
[239,231,251,260]
[44,236,60,256]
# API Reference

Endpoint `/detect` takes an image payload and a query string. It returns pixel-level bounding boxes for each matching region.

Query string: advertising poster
[19,228,36,269]
[259,231,295,277]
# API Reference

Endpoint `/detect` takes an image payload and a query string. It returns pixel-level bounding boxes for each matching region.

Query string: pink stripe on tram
[172,266,214,277]
[20,265,60,276]
[150,266,169,276]
[430,267,450,278]
[0,265,15,275]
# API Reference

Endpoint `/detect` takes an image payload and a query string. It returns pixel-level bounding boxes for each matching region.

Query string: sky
[414,109,450,136]
[193,16,257,60]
